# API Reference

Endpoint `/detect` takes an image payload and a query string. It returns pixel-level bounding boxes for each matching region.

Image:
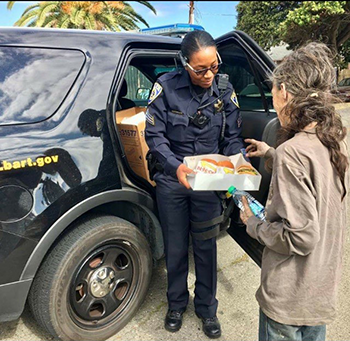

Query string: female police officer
[145,30,243,339]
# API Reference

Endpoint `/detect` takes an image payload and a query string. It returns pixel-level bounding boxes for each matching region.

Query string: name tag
[171,110,184,115]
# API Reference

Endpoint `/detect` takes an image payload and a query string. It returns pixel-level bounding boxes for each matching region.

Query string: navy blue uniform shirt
[145,70,244,177]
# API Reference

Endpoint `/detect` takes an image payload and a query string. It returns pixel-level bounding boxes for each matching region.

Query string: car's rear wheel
[28,214,152,341]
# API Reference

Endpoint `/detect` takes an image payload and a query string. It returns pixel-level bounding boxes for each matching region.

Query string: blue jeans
[259,310,326,341]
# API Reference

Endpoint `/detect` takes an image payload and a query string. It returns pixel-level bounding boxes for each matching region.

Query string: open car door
[216,30,280,266]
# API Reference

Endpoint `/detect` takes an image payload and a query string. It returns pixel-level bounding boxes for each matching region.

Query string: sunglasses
[186,52,222,77]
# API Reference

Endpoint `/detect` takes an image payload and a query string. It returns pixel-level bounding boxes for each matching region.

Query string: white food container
[184,153,262,191]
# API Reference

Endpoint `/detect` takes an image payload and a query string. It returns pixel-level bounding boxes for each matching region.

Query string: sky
[0,1,239,38]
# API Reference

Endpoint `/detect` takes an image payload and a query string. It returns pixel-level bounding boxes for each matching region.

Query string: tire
[28,214,152,341]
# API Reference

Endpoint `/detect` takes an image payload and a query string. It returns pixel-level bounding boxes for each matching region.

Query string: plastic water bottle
[226,185,266,221]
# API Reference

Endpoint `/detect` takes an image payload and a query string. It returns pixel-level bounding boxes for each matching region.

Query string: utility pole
[189,1,194,24]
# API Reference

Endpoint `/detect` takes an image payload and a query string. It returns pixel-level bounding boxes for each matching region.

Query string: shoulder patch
[145,109,155,126]
[148,82,163,105]
[230,90,240,108]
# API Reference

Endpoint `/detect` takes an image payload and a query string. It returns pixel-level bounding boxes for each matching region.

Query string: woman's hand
[245,138,270,158]
[176,163,194,189]
[239,196,254,225]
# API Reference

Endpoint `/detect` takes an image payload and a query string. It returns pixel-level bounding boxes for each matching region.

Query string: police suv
[0,27,278,341]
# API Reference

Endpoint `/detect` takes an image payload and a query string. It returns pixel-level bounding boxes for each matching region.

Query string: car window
[123,58,179,105]
[0,46,85,125]
[124,66,153,102]
[338,78,350,86]
[154,67,176,75]
[219,44,273,111]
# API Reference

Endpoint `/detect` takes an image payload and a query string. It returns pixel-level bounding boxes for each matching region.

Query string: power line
[195,3,203,25]
[199,13,235,16]
[194,2,235,26]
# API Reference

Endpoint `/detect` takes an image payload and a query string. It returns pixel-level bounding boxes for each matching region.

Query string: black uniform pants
[155,172,221,318]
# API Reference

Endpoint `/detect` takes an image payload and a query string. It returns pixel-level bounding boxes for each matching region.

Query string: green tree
[236,1,350,64]
[6,1,156,31]
[280,1,350,63]
[236,1,300,50]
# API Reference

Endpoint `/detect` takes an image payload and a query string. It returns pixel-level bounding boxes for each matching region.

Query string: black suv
[0,27,278,341]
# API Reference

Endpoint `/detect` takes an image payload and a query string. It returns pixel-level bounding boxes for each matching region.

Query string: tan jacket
[246,129,348,325]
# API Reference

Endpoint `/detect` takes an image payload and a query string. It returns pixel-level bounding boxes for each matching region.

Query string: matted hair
[273,42,348,188]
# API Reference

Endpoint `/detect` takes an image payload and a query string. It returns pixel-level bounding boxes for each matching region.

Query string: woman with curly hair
[241,42,349,341]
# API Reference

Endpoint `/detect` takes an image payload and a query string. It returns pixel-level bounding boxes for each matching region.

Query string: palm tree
[6,1,156,31]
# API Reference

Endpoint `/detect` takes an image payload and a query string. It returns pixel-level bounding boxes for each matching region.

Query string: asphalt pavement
[1,104,349,341]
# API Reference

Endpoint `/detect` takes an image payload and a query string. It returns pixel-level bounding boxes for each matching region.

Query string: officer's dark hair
[181,30,216,62]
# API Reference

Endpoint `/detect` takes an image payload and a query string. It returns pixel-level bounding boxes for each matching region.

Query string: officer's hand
[245,138,270,158]
[176,164,194,189]
[239,196,254,225]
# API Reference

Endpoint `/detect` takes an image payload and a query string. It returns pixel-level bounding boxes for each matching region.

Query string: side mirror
[136,88,151,100]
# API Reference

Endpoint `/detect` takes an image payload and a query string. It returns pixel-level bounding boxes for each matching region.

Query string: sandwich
[217,160,235,174]
[195,158,218,174]
[236,164,258,176]
[217,160,234,169]
[201,158,218,166]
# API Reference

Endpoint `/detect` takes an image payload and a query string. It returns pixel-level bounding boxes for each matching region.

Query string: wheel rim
[68,241,139,327]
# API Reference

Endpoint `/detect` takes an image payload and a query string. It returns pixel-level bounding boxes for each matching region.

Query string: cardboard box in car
[116,107,154,185]
[184,153,261,191]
